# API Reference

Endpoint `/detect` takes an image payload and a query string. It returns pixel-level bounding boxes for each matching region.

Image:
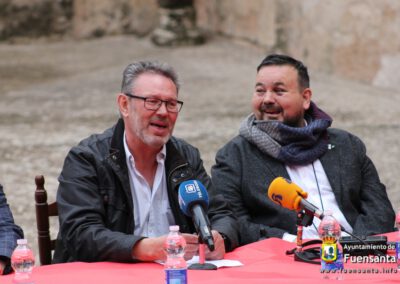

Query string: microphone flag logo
[185,183,196,193]
[183,180,203,199]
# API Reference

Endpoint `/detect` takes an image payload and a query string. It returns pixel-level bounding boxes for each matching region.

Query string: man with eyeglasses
[53,61,238,263]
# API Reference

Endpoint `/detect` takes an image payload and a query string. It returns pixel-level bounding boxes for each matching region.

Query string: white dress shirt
[124,133,174,237]
[283,159,353,241]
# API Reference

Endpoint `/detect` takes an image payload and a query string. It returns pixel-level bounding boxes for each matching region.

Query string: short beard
[140,133,170,149]
[283,113,305,128]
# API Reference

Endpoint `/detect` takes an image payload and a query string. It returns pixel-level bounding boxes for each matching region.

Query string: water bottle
[10,239,35,284]
[396,209,400,270]
[318,211,344,279]
[164,225,187,284]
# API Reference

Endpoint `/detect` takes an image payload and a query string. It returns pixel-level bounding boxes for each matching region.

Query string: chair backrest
[35,175,58,265]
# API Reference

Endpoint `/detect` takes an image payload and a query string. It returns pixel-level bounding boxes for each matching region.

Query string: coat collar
[109,118,126,167]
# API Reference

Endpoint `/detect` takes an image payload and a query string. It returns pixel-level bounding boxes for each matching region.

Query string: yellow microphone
[267,177,324,219]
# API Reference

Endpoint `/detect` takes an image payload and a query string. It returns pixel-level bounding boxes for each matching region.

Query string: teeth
[151,123,166,128]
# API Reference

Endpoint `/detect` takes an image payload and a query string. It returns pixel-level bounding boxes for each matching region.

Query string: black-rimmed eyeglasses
[124,93,183,113]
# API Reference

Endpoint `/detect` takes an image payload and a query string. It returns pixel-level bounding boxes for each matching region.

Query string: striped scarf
[239,102,332,165]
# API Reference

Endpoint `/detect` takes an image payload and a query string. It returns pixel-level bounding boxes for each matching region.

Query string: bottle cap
[318,213,341,240]
[17,239,27,245]
[169,225,179,232]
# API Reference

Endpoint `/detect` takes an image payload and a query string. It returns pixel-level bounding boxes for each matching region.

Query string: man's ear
[117,93,129,117]
[302,88,312,110]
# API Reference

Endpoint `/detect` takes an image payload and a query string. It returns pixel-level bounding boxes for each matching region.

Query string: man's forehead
[255,81,286,87]
[256,66,298,84]
[133,73,176,89]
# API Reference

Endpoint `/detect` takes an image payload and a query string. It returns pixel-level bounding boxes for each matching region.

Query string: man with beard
[211,54,395,245]
[53,61,238,263]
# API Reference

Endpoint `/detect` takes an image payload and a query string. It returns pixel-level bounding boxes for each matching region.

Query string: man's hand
[204,230,226,260]
[132,236,167,261]
[181,234,199,260]
[132,233,199,262]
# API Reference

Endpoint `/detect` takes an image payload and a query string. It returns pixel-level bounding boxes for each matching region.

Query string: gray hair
[121,61,181,94]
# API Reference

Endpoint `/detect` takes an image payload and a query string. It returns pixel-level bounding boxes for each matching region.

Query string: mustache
[149,117,169,127]
[260,103,282,113]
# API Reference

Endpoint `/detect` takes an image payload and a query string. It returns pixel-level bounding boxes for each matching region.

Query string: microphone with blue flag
[178,180,215,251]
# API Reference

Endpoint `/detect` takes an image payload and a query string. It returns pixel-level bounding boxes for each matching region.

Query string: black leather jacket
[53,119,238,263]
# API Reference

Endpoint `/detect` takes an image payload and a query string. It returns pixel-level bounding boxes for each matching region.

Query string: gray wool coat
[211,128,395,245]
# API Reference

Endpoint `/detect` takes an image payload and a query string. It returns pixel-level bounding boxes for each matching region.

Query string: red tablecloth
[3,233,398,284]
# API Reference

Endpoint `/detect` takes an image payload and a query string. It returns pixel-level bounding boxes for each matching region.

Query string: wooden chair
[35,175,58,265]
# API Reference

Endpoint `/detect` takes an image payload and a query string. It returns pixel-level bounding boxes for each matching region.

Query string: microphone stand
[188,239,217,270]
[286,209,321,265]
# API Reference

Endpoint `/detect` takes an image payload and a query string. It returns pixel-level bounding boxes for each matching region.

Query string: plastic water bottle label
[165,268,187,284]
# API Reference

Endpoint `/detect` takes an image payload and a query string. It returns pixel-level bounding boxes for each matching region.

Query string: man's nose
[262,90,276,103]
[156,102,168,115]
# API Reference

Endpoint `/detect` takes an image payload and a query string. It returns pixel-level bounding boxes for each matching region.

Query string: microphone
[178,180,215,251]
[267,177,324,219]
[268,177,388,257]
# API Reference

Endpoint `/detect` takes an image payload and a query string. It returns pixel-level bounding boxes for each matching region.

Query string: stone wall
[282,0,400,89]
[71,0,157,38]
[1,0,399,89]
[0,0,72,40]
[195,0,400,89]
[195,0,277,48]
[0,0,157,39]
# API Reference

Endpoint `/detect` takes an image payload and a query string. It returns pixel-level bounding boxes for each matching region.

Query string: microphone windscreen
[267,177,306,211]
[178,180,209,216]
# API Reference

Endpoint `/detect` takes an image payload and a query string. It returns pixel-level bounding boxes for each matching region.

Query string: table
[3,233,398,284]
